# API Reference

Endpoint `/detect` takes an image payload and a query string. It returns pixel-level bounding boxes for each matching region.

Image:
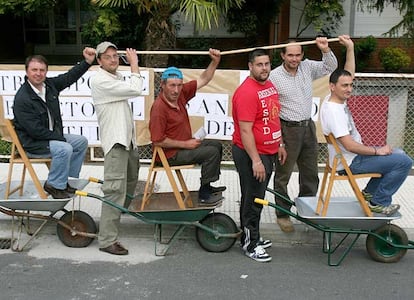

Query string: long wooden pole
[116,38,340,56]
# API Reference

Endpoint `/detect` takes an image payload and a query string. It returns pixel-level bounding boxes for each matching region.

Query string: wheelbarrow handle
[87,177,134,200]
[75,190,132,214]
[75,190,88,197]
[254,198,269,206]
[89,177,104,184]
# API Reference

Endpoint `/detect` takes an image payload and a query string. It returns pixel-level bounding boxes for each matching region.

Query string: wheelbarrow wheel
[57,210,97,248]
[366,224,408,263]
[196,212,237,252]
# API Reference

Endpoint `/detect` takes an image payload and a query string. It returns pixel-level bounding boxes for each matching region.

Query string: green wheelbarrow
[256,187,414,266]
[74,190,240,256]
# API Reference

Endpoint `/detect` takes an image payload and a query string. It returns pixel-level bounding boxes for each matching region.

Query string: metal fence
[91,72,414,164]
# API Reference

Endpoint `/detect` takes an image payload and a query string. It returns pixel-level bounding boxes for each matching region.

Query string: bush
[353,35,377,71]
[379,47,411,72]
[0,139,11,156]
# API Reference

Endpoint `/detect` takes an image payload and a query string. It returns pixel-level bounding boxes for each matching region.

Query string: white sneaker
[245,246,272,262]
[257,237,272,249]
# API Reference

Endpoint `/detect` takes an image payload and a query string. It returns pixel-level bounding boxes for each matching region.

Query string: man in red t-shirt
[149,49,226,205]
[232,48,287,262]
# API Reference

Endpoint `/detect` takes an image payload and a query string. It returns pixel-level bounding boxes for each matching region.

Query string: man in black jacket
[13,48,95,198]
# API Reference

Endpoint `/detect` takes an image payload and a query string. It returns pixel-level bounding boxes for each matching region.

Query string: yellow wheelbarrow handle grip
[89,177,104,184]
[254,198,269,206]
[75,190,88,197]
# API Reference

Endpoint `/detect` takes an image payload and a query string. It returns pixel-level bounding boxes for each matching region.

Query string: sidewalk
[1,162,414,241]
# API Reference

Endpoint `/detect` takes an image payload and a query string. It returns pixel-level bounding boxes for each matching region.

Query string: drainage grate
[0,238,11,249]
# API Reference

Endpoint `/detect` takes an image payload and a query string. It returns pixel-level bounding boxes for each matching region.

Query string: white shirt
[320,96,361,170]
[90,67,143,155]
[269,51,337,121]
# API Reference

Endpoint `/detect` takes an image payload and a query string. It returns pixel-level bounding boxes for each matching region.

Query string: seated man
[320,36,412,215]
[13,49,95,198]
[149,49,226,205]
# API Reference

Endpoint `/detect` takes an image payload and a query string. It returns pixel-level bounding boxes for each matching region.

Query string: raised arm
[339,35,355,78]
[196,48,221,89]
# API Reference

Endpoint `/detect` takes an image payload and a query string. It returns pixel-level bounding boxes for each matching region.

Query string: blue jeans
[350,149,412,206]
[29,134,88,189]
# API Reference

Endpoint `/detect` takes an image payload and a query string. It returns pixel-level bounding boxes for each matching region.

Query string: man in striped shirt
[269,37,338,232]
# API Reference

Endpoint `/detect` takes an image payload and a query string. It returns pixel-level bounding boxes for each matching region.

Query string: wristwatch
[279,143,285,148]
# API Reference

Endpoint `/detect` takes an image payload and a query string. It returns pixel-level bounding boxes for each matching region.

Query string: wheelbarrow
[74,189,240,256]
[255,187,414,266]
[0,178,98,251]
[0,179,97,251]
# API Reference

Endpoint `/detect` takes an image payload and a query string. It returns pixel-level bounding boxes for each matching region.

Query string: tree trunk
[142,5,176,68]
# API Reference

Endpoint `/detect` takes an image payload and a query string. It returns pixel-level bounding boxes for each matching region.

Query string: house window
[24,0,94,52]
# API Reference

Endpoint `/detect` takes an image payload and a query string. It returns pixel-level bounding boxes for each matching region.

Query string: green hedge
[0,139,11,156]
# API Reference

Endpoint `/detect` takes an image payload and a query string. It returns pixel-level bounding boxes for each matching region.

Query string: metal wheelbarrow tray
[257,188,414,266]
[0,179,97,251]
[76,190,240,256]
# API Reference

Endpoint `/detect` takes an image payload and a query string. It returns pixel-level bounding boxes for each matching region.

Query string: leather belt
[280,118,311,127]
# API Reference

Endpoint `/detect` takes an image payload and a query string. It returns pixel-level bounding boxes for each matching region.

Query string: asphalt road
[1,236,413,300]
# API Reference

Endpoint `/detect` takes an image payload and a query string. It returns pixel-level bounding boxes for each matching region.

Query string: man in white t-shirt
[320,37,412,216]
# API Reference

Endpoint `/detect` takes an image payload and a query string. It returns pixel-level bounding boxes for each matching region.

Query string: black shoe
[209,185,226,193]
[44,182,71,199]
[198,197,221,206]
[65,183,77,194]
[198,190,222,206]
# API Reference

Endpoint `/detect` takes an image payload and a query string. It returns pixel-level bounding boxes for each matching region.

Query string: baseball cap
[96,41,118,57]
[161,67,183,80]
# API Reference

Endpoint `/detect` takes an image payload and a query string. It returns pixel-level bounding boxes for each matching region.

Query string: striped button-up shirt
[269,51,337,122]
[90,67,143,155]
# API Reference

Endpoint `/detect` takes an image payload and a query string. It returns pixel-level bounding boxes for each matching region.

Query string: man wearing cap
[90,41,144,255]
[149,48,226,205]
[13,48,95,199]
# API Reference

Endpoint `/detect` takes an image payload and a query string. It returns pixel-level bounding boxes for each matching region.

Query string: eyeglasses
[100,54,120,61]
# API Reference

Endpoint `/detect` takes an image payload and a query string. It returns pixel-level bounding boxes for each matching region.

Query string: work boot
[276,217,295,233]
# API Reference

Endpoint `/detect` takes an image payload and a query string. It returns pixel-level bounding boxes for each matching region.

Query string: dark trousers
[274,120,319,217]
[169,140,222,186]
[232,144,274,253]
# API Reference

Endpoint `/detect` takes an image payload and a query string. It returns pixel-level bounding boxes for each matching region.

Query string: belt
[280,118,311,127]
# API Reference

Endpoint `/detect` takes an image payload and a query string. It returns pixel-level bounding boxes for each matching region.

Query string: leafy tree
[356,0,414,39]
[81,6,148,51]
[294,0,345,37]
[93,0,244,67]
[0,0,55,14]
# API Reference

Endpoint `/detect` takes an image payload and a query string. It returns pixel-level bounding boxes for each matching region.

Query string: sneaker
[369,202,400,216]
[362,190,373,202]
[245,245,272,262]
[257,237,272,249]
